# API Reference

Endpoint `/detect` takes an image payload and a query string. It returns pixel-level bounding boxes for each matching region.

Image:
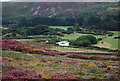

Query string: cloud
[0,0,16,2]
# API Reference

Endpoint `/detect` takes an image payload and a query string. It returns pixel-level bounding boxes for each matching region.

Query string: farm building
[56,41,70,46]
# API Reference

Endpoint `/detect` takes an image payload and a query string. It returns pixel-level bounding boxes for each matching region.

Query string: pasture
[59,33,103,41]
[103,31,119,49]
[13,31,119,50]
[59,31,119,49]
[15,39,115,53]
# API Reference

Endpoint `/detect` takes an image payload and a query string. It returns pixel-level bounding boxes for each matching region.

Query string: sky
[0,0,119,2]
[0,0,15,2]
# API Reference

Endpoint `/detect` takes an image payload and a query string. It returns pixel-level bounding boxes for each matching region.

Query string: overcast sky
[0,0,119,2]
[0,0,15,2]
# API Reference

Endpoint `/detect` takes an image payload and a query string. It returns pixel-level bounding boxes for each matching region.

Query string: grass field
[15,39,115,53]
[103,31,119,49]
[59,33,103,41]
[13,31,119,52]
[59,32,119,49]
[2,50,120,79]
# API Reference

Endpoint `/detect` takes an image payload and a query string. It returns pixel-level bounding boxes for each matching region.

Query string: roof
[56,41,70,46]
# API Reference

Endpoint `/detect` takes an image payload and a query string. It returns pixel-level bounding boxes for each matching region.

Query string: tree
[72,35,97,47]
[17,18,31,27]
[66,28,75,34]
[76,35,97,44]
[32,25,49,35]
[72,40,91,47]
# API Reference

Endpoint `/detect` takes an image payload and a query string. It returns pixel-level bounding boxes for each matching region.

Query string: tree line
[2,12,119,31]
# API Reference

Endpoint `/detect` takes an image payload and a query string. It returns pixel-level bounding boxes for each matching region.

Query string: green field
[59,32,119,49]
[103,31,119,49]
[15,39,115,53]
[59,33,103,41]
[13,31,119,51]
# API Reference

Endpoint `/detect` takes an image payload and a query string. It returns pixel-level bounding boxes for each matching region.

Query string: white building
[56,41,70,46]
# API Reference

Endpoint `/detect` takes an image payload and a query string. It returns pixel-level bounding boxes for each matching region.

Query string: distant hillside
[2,2,119,18]
[2,2,120,31]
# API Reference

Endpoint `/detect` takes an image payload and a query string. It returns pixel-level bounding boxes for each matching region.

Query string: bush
[72,40,91,47]
[77,35,97,44]
[75,75,83,79]
[107,32,114,36]
[71,35,97,47]
[66,28,75,34]
[48,37,60,44]
[2,70,42,79]
[3,33,22,38]
[56,33,64,37]
[97,38,102,41]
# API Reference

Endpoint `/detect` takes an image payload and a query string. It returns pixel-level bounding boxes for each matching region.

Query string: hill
[2,2,120,31]
[2,2,119,18]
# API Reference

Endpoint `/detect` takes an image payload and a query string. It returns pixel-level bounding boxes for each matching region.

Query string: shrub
[66,28,75,34]
[2,70,42,79]
[48,39,58,44]
[3,33,22,38]
[56,33,64,37]
[72,40,91,47]
[71,35,97,47]
[107,32,114,36]
[76,35,97,44]
[66,54,120,60]
[75,75,83,79]
[97,38,102,41]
